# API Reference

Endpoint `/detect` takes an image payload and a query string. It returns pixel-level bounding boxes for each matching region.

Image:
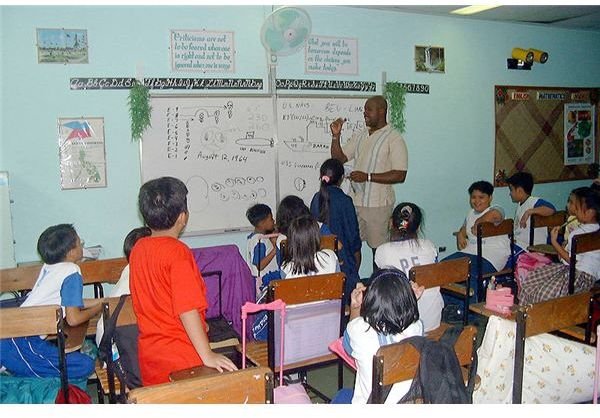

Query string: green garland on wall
[128,81,152,141]
[384,82,407,133]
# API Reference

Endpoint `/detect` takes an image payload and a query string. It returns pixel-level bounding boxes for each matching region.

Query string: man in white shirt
[330,96,408,265]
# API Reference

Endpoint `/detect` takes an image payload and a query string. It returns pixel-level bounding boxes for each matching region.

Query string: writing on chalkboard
[277,96,368,206]
[142,95,371,235]
[142,96,277,235]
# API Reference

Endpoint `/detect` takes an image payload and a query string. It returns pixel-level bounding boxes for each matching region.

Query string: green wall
[1,6,598,280]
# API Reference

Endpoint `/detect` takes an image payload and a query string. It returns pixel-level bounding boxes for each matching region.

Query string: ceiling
[354,5,600,32]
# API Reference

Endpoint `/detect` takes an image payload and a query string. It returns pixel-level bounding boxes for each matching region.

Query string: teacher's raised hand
[330,117,346,137]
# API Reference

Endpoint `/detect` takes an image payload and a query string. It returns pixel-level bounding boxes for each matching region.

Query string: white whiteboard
[277,95,367,204]
[141,95,277,235]
[140,94,369,235]
[0,171,16,268]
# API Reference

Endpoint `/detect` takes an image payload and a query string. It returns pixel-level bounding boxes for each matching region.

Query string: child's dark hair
[123,226,152,261]
[573,186,600,223]
[316,158,345,224]
[468,180,494,196]
[37,224,79,264]
[281,215,322,275]
[361,268,419,335]
[276,195,311,235]
[139,177,188,230]
[391,202,423,242]
[246,203,272,227]
[506,172,534,195]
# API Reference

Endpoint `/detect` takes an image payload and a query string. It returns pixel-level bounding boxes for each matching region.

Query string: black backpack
[369,326,477,404]
[98,294,142,397]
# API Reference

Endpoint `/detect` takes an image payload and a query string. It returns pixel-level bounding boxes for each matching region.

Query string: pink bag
[241,300,312,404]
[485,286,514,316]
[328,337,356,370]
[515,252,552,284]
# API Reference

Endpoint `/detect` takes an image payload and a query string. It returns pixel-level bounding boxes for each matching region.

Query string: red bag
[241,300,312,404]
[55,384,92,404]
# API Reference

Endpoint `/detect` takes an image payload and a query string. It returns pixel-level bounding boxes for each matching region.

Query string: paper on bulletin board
[58,117,107,189]
[564,103,595,166]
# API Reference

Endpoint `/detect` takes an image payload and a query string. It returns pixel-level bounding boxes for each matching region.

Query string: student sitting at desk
[518,186,600,305]
[245,203,281,300]
[505,171,556,255]
[95,226,151,347]
[280,215,340,279]
[442,180,510,302]
[0,224,102,380]
[130,177,236,385]
[277,194,332,238]
[331,268,424,404]
[375,202,444,332]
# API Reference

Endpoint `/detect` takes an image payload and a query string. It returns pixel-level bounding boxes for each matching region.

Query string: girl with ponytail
[310,158,361,303]
[374,202,444,332]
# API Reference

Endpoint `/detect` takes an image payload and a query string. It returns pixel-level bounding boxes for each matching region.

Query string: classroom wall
[2,5,599,280]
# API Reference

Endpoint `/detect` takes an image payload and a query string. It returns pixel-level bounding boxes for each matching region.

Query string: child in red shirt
[129,176,236,385]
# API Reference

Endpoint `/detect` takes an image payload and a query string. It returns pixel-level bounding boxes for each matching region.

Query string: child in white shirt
[519,186,600,304]
[375,202,444,332]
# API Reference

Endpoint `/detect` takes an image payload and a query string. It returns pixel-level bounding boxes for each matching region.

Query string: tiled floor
[304,364,356,403]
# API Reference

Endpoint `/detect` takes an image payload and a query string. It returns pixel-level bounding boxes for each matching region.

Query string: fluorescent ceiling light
[451,5,501,15]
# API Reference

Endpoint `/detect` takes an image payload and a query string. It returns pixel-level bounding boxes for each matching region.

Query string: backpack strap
[439,325,478,400]
[98,294,128,363]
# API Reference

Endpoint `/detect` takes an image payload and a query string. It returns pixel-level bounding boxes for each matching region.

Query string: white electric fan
[260,6,312,66]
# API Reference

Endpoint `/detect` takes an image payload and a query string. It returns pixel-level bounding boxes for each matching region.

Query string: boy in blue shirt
[0,224,102,379]
[245,204,281,301]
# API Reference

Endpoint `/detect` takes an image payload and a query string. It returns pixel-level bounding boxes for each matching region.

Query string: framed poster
[415,45,445,73]
[37,28,88,64]
[58,117,106,189]
[564,103,595,165]
[170,30,235,72]
[305,35,359,75]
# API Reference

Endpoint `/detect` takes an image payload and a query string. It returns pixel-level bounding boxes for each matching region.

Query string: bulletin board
[494,85,599,186]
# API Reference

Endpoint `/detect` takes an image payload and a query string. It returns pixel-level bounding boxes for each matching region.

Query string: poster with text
[305,35,358,75]
[58,117,106,189]
[564,103,595,166]
[170,30,235,72]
